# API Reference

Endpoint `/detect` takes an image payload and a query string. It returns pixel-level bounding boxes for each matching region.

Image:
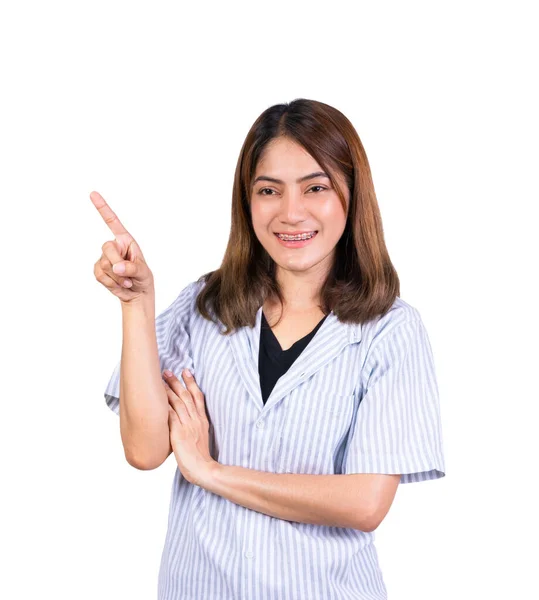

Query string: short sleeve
[103,280,199,416]
[343,316,446,484]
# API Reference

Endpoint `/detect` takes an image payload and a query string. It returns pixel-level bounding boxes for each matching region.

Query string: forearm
[119,293,170,469]
[203,464,375,532]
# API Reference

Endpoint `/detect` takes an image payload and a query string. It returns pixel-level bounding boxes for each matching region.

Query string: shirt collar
[228,305,362,412]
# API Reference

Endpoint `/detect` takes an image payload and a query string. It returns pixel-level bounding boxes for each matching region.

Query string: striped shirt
[104,278,446,600]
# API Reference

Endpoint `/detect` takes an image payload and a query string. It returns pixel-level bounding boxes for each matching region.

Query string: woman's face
[250,136,349,278]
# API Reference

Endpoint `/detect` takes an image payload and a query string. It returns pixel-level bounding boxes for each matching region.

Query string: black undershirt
[258,310,328,404]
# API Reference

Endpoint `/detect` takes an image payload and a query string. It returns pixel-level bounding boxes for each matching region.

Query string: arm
[202,464,400,532]
[119,293,172,470]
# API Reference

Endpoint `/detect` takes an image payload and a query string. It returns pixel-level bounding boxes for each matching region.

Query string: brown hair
[195,98,400,334]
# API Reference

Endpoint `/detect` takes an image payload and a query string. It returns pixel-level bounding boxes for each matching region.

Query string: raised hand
[91,191,154,304]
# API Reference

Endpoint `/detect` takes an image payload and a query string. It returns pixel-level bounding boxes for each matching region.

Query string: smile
[274,231,318,247]
[276,231,317,241]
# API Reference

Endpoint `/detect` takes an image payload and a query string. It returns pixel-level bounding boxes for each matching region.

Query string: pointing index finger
[90,191,132,239]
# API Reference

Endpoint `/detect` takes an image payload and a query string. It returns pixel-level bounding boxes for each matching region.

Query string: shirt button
[244,550,254,558]
[256,420,264,429]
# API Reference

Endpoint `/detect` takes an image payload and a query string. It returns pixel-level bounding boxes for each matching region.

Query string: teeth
[277,232,316,241]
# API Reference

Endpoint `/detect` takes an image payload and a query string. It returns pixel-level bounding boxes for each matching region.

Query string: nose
[278,189,309,224]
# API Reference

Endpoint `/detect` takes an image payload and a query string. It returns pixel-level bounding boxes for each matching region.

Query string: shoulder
[160,278,208,324]
[360,296,425,355]
[174,277,208,304]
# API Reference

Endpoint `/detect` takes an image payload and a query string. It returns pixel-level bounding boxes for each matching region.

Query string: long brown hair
[195,98,400,335]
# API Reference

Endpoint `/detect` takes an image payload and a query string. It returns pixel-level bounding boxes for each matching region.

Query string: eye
[257,185,327,196]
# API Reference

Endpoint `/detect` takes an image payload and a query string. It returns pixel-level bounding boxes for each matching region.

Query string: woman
[93,98,446,599]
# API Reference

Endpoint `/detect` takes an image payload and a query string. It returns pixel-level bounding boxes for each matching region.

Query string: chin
[280,256,324,271]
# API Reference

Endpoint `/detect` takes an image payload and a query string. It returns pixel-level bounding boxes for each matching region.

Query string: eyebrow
[252,171,329,185]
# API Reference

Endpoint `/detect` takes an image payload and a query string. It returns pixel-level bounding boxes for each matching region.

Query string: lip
[274,230,318,235]
[274,230,318,248]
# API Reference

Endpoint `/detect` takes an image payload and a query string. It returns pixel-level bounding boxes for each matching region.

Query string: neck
[272,263,329,312]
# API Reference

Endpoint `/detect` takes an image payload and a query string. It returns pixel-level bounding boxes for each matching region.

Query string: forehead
[255,137,321,174]
[253,138,349,199]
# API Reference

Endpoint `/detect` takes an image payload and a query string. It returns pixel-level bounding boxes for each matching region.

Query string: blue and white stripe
[104,278,446,599]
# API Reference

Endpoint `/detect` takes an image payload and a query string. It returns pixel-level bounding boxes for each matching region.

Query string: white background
[1,1,537,598]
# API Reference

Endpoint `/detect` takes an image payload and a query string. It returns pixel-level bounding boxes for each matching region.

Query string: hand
[163,368,216,487]
[91,190,155,304]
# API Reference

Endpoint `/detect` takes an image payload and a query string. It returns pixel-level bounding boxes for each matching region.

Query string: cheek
[250,203,274,231]
[325,201,347,229]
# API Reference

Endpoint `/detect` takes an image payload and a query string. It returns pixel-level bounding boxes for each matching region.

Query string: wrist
[120,293,155,321]
[199,460,222,491]
[120,290,155,309]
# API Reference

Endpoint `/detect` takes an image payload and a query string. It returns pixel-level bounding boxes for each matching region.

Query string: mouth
[274,230,318,248]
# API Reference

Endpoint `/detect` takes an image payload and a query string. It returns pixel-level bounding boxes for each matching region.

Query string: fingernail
[164,370,173,377]
[183,368,192,378]
[113,263,125,274]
